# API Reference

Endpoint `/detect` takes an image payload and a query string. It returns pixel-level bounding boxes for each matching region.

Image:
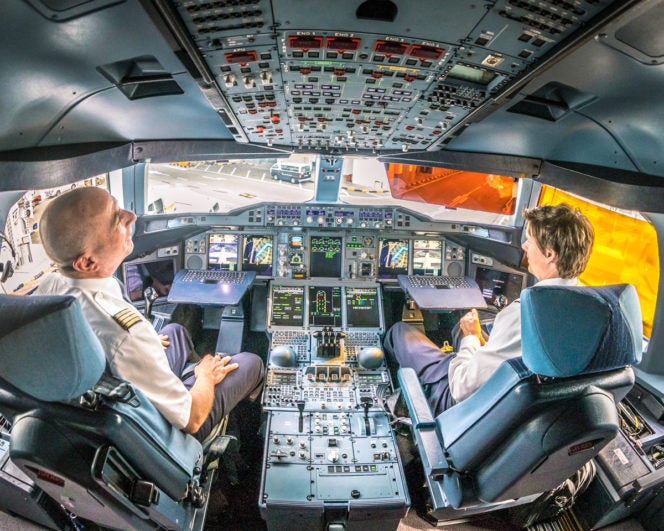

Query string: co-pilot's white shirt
[36,272,192,429]
[448,277,579,402]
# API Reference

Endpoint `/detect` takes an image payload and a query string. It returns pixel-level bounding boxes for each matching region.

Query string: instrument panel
[183,227,466,281]
[133,204,527,310]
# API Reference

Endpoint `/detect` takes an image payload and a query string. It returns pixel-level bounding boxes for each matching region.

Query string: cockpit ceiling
[4,0,664,195]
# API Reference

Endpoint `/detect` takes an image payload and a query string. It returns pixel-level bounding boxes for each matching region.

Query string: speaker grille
[186,255,204,270]
[446,261,463,277]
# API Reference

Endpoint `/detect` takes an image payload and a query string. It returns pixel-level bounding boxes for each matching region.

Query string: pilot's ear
[72,253,99,273]
[544,247,557,263]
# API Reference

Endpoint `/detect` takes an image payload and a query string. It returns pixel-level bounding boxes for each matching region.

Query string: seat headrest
[0,295,106,401]
[521,284,642,377]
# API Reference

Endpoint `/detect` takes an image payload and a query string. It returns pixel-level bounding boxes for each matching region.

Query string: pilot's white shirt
[36,272,192,429]
[448,277,579,402]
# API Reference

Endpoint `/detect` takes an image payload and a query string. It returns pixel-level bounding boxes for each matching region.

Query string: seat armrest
[417,427,449,480]
[397,368,435,428]
[397,369,449,479]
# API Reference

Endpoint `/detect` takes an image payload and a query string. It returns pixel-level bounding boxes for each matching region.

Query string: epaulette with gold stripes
[112,308,142,331]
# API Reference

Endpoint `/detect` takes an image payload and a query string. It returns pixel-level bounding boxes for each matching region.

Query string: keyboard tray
[397,274,486,311]
[168,269,257,305]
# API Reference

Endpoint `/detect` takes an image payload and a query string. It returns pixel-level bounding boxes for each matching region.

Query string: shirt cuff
[459,334,481,350]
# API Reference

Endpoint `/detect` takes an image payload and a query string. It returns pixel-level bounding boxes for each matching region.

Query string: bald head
[40,187,136,278]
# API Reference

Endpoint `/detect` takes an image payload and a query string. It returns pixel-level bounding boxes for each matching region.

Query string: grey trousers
[383,321,455,417]
[161,323,265,442]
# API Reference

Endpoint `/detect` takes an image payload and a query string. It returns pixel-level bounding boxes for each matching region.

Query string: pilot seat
[397,283,643,524]
[0,294,232,530]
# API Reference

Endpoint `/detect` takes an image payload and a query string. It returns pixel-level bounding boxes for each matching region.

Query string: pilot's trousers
[160,323,265,442]
[383,321,456,417]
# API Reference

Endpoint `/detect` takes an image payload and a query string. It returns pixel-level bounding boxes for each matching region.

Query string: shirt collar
[535,277,579,287]
[58,274,123,297]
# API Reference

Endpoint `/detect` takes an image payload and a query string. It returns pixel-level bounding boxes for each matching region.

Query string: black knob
[143,286,158,319]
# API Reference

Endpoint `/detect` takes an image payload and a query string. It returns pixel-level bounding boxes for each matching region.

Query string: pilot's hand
[459,309,486,345]
[195,353,239,385]
[159,334,170,347]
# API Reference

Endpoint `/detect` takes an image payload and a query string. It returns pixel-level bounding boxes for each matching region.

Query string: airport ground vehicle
[1,1,664,529]
[270,161,313,183]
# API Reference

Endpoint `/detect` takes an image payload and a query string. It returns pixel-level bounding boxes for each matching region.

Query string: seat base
[423,477,540,525]
[0,431,73,531]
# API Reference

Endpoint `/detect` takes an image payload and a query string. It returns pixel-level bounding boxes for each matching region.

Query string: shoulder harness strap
[80,371,141,409]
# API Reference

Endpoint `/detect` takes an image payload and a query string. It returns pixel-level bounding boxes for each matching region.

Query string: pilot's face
[521,225,557,281]
[90,191,137,276]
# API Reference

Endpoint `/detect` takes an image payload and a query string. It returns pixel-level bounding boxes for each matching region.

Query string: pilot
[35,186,265,443]
[383,203,594,416]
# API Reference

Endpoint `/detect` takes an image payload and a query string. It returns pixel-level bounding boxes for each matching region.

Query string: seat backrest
[0,294,106,402]
[436,284,642,505]
[520,283,642,376]
[0,294,203,500]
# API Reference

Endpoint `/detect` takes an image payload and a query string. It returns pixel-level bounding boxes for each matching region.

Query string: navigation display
[475,266,524,306]
[413,239,442,276]
[242,235,273,275]
[310,235,342,278]
[270,286,305,327]
[308,285,342,327]
[208,234,238,271]
[378,238,409,279]
[345,287,381,328]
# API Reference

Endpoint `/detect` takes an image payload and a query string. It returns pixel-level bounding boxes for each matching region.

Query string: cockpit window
[146,156,520,226]
[384,163,518,217]
[539,186,659,338]
[146,158,315,214]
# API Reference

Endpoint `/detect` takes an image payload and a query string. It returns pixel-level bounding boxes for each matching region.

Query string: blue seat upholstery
[0,294,105,401]
[0,294,209,530]
[398,284,642,520]
[520,284,642,376]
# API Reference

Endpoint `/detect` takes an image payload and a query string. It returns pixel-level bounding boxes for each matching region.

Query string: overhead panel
[170,0,629,153]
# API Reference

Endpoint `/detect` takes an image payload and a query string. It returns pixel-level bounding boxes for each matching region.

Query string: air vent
[507,82,596,121]
[26,0,123,21]
[356,0,398,22]
[97,56,183,100]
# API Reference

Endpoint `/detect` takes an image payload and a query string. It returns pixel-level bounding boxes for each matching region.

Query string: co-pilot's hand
[159,334,170,347]
[459,309,486,345]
